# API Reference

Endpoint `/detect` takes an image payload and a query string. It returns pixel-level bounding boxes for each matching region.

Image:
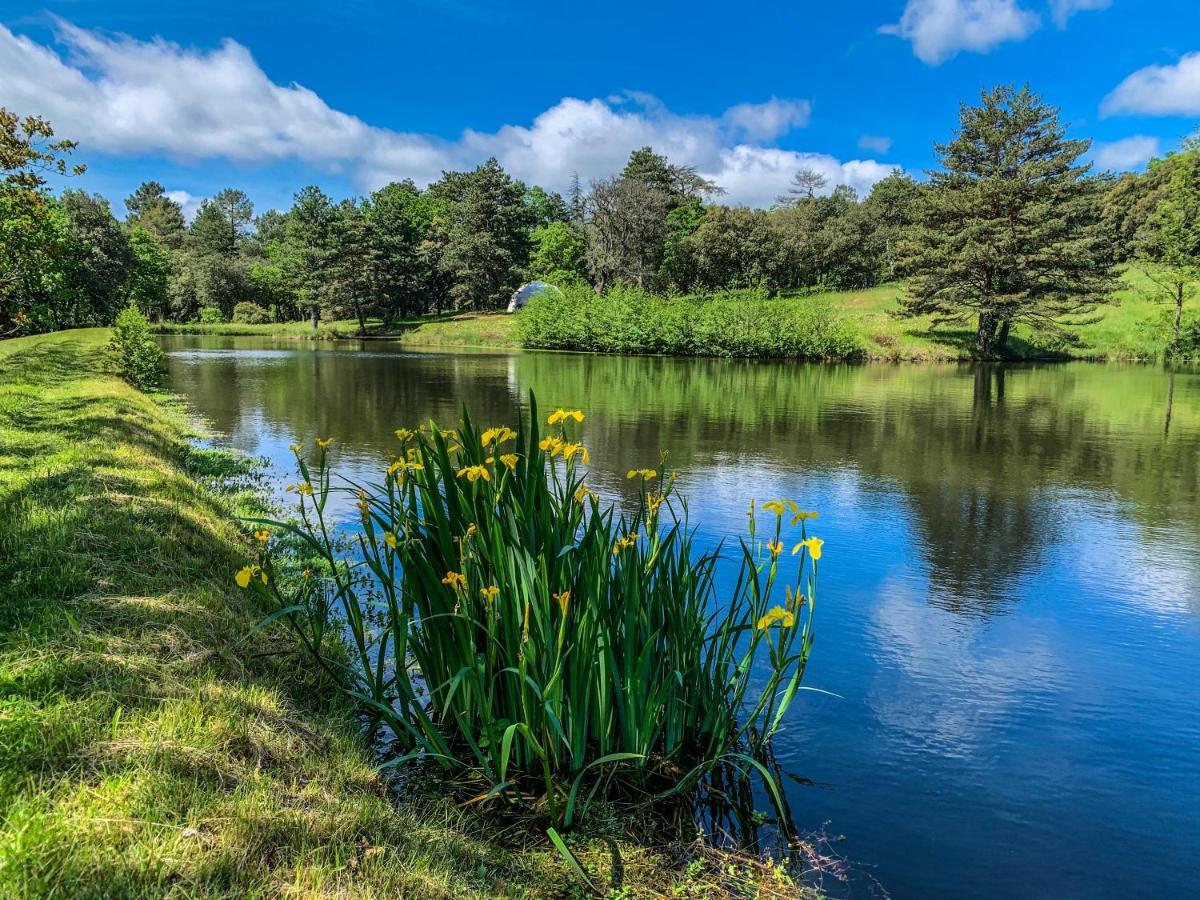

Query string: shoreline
[0,328,820,898]
[151,320,1175,364]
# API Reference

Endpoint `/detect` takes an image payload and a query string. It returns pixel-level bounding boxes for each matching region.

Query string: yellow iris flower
[286,483,314,496]
[547,409,585,425]
[288,441,304,453]
[627,469,657,481]
[761,500,798,516]
[441,571,467,591]
[499,454,519,471]
[539,436,564,457]
[791,510,819,525]
[612,532,640,554]
[481,426,516,446]
[316,437,333,450]
[553,590,571,616]
[234,565,268,589]
[253,529,270,544]
[456,465,491,482]
[792,537,824,560]
[480,585,500,602]
[767,540,783,558]
[756,605,795,630]
[561,442,590,464]
[384,531,398,549]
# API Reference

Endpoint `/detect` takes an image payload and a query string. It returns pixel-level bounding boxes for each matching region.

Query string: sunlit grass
[0,329,824,897]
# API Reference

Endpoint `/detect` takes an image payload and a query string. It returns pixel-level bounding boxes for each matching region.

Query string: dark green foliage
[529,220,587,285]
[124,180,186,248]
[60,189,136,326]
[190,187,254,256]
[899,85,1119,356]
[108,304,165,388]
[126,226,172,321]
[518,284,863,359]
[231,300,271,324]
[438,158,535,309]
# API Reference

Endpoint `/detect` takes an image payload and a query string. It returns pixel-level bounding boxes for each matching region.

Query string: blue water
[162,337,1200,898]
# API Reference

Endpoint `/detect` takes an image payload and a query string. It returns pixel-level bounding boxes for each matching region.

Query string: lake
[161,335,1200,899]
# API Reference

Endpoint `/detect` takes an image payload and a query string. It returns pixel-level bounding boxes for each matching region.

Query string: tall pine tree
[900,86,1117,356]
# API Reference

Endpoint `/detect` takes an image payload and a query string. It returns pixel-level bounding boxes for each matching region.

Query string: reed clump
[240,396,823,828]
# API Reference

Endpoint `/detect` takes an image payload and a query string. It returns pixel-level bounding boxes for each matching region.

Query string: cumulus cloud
[1091,135,1160,171]
[858,134,894,154]
[880,0,1040,65]
[720,97,812,141]
[1049,0,1111,28]
[1102,53,1200,117]
[0,21,891,207]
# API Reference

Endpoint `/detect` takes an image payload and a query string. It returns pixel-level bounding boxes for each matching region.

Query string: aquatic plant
[240,396,821,827]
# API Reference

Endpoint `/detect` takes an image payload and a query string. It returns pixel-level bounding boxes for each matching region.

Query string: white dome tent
[506,280,563,313]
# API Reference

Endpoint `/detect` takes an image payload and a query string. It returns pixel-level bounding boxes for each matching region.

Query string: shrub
[108,305,166,389]
[518,284,863,359]
[197,306,226,324]
[240,399,823,827]
[231,301,272,325]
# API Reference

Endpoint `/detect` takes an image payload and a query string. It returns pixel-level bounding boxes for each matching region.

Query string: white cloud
[858,134,894,154]
[1091,135,1160,171]
[1049,0,1111,28]
[880,0,1040,65]
[0,21,891,208]
[1102,53,1200,117]
[165,189,202,221]
[720,97,812,141]
[712,146,896,207]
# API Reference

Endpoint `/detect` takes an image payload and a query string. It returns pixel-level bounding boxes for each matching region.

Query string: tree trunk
[975,313,995,357]
[354,300,366,337]
[995,319,1012,358]
[1173,282,1184,348]
[310,303,319,330]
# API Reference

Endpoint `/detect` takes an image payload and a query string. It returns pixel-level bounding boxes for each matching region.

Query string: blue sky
[2,0,1199,216]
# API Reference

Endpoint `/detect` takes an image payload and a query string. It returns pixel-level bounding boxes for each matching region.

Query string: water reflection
[162,336,1200,898]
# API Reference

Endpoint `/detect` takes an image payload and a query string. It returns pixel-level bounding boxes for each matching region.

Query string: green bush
[108,305,166,389]
[231,301,272,325]
[197,306,226,324]
[242,400,822,827]
[517,284,863,359]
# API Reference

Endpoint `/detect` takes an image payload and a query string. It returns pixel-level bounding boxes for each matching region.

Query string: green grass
[0,329,817,898]
[782,267,1194,361]
[151,313,520,350]
[147,269,1192,362]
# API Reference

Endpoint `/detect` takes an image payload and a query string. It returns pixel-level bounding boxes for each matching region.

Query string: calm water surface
[161,336,1200,899]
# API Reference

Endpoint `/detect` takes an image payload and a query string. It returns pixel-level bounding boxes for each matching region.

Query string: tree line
[2,85,1198,356]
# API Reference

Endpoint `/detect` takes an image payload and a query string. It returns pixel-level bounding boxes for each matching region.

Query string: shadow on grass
[0,336,511,897]
[906,326,1074,361]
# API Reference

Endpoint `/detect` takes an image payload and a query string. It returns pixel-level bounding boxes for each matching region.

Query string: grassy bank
[151,313,520,350]
[817,267,1195,361]
[0,330,814,898]
[152,268,1190,361]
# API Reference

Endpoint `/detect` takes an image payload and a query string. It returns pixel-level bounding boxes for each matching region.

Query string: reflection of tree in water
[165,339,1200,620]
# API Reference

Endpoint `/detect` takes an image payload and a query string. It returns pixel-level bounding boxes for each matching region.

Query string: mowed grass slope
[0,330,516,898]
[0,330,813,899]
[816,267,1190,361]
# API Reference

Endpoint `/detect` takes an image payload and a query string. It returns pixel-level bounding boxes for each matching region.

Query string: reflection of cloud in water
[1065,494,1200,621]
[866,580,1065,758]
